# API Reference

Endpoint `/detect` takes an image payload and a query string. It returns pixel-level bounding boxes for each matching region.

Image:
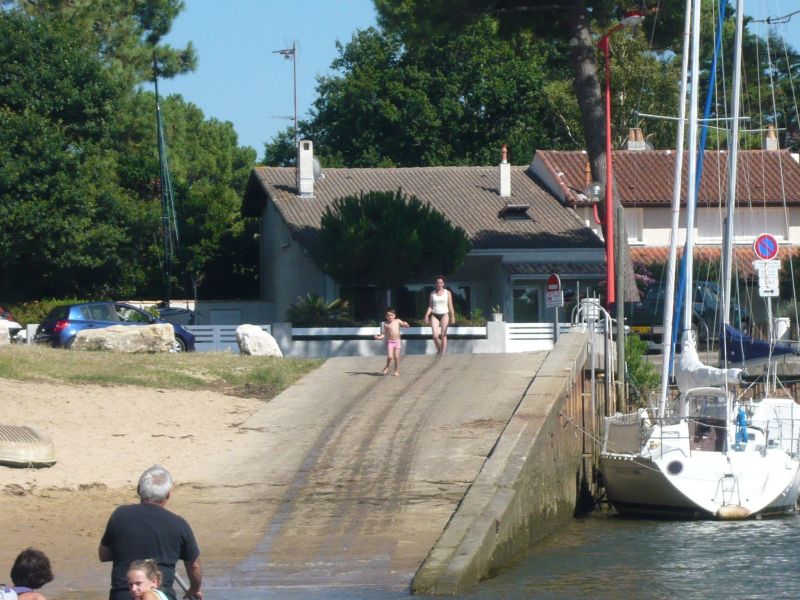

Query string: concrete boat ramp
[210,331,593,596]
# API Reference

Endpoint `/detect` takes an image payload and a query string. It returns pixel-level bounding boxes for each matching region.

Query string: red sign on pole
[753,233,779,261]
[546,273,561,292]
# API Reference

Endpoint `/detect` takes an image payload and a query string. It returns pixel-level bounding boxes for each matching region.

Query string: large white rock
[236,324,283,357]
[0,323,9,345]
[72,324,175,353]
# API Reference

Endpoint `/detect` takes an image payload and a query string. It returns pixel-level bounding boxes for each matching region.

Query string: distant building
[533,127,800,278]
[242,141,606,323]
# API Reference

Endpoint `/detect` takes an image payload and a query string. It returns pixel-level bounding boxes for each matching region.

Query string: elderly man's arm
[183,557,203,600]
[98,544,113,562]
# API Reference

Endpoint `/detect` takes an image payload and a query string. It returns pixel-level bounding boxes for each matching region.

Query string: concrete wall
[262,200,333,322]
[411,330,591,595]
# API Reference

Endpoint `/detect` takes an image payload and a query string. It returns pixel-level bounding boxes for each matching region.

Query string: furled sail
[675,336,742,393]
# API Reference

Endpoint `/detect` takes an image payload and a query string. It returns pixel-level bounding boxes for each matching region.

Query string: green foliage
[314,190,470,288]
[286,294,354,326]
[8,298,88,326]
[0,11,136,300]
[0,6,257,302]
[456,308,485,326]
[8,0,197,85]
[271,19,574,167]
[626,334,660,409]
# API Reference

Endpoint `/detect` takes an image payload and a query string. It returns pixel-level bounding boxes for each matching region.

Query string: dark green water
[211,512,800,599]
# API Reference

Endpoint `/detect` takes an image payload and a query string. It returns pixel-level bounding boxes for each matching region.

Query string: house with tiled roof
[242,141,606,323]
[531,129,800,279]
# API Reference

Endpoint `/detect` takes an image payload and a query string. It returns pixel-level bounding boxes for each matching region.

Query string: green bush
[626,333,660,409]
[286,293,355,326]
[8,298,88,326]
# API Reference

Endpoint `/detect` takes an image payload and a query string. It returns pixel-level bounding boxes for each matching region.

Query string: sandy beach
[0,378,272,599]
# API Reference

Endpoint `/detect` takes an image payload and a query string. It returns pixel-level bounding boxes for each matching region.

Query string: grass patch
[0,345,323,400]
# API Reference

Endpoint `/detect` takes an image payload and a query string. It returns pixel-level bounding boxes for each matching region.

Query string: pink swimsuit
[387,339,402,350]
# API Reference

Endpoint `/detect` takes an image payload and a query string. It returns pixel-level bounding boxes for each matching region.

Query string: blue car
[34,302,196,351]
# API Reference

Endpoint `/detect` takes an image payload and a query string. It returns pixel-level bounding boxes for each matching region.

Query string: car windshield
[115,305,150,323]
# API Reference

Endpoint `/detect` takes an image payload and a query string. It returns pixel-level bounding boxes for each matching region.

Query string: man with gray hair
[99,465,203,600]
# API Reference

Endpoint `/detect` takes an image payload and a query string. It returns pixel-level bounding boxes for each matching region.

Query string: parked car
[0,304,23,342]
[33,302,196,351]
[626,280,750,349]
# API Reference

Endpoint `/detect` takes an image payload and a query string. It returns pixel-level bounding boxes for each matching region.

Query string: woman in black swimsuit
[423,275,455,354]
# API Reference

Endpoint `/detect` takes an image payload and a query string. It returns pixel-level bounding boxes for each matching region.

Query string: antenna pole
[292,41,298,146]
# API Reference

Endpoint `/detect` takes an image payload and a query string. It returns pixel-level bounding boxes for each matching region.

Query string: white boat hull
[601,394,800,519]
[601,451,800,518]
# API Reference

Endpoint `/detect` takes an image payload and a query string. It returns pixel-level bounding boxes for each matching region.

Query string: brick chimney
[626,127,646,151]
[297,140,315,196]
[764,125,779,151]
[499,144,511,197]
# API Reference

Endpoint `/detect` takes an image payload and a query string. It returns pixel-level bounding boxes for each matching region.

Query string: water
[211,512,800,599]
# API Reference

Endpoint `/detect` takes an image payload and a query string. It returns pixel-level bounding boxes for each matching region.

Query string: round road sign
[753,233,779,261]
[546,273,561,292]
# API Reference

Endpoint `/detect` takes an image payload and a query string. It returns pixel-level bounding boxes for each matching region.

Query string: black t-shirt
[101,502,200,600]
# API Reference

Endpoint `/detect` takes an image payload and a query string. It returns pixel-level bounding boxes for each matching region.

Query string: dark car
[34,302,196,351]
[626,280,749,349]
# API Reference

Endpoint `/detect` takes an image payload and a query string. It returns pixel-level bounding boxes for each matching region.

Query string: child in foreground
[374,306,409,376]
[126,559,168,600]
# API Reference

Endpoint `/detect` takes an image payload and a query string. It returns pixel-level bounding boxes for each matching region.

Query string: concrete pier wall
[412,330,592,595]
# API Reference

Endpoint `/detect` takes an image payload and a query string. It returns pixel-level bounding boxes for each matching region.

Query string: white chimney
[499,144,511,197]
[297,139,315,196]
[626,127,646,151]
[764,125,779,151]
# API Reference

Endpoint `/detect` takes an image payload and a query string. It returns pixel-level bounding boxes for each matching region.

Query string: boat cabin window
[687,395,727,419]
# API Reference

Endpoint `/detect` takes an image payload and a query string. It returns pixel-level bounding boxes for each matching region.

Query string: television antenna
[273,41,298,145]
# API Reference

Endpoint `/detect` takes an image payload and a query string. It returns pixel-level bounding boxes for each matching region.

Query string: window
[512,284,541,322]
[625,208,643,244]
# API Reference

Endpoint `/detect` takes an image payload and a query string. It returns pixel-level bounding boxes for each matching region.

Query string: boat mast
[682,0,703,341]
[721,0,745,370]
[153,54,179,307]
[658,0,693,418]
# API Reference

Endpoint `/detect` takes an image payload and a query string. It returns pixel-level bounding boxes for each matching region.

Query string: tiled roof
[244,166,604,251]
[630,245,800,278]
[504,262,606,276]
[536,149,800,207]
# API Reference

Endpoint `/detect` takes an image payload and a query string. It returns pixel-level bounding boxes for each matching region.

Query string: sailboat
[600,0,800,519]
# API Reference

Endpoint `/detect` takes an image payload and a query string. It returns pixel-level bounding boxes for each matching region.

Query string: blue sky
[156,1,800,161]
[154,0,378,159]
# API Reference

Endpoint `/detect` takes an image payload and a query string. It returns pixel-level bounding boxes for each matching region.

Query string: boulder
[0,323,9,345]
[72,324,175,353]
[236,324,283,357]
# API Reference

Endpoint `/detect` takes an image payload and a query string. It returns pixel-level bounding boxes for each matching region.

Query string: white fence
[184,322,572,357]
[186,324,271,353]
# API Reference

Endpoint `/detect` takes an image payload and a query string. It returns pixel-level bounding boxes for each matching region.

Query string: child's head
[384,306,397,321]
[127,559,162,599]
[10,548,53,590]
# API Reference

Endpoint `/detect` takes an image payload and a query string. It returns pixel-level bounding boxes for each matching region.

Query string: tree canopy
[314,190,470,288]
[0,4,257,302]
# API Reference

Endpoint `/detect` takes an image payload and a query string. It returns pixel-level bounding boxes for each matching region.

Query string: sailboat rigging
[153,54,180,307]
[600,0,800,519]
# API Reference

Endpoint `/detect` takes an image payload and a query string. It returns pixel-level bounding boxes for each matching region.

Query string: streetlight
[597,10,644,307]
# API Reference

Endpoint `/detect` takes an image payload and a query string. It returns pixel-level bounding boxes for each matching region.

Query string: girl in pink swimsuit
[374,306,409,376]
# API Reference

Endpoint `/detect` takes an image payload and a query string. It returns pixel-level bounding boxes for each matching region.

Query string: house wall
[262,200,332,322]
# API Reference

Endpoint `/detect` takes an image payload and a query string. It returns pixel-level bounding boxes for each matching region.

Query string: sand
[0,378,271,599]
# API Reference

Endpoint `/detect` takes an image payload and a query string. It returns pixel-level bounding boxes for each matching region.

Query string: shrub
[286,293,354,326]
[8,298,87,326]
